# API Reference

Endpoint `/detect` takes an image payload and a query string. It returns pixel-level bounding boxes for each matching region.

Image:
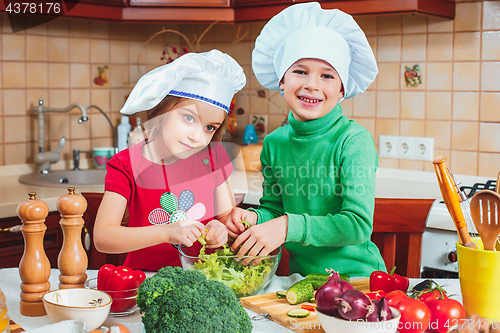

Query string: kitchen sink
[18,169,106,187]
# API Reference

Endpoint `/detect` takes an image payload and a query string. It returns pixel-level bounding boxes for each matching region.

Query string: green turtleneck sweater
[250,104,386,277]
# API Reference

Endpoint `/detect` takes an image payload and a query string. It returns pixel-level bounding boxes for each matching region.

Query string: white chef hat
[120,49,246,115]
[252,2,377,100]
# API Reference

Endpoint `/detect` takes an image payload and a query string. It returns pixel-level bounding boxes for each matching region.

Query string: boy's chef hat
[120,49,246,115]
[252,2,377,100]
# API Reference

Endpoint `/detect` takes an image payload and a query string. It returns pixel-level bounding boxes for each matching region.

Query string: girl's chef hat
[252,2,377,100]
[120,49,246,115]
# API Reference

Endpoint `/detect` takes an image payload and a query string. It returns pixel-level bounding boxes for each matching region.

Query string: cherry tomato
[395,298,431,333]
[419,288,448,305]
[428,299,466,333]
[385,290,409,307]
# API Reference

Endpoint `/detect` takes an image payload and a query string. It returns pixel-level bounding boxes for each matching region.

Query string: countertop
[0,162,493,219]
[0,267,462,333]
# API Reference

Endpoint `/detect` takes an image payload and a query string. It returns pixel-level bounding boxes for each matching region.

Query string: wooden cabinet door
[79,0,127,5]
[129,0,230,7]
[0,212,62,269]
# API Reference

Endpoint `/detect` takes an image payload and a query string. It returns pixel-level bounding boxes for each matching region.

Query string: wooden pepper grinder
[57,187,88,289]
[17,192,51,317]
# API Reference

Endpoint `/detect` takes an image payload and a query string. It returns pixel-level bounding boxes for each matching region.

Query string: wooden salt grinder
[17,192,51,316]
[57,187,88,289]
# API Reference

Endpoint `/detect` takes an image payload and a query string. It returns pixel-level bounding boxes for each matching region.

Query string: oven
[420,179,497,278]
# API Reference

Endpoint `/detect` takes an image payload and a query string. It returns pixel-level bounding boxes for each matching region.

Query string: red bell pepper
[366,290,387,300]
[369,266,410,293]
[97,264,146,313]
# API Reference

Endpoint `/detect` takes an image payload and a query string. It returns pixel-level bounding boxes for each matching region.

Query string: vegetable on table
[97,264,146,313]
[394,298,431,333]
[366,290,386,300]
[287,309,310,318]
[410,280,448,305]
[286,280,314,305]
[369,266,409,293]
[336,289,374,320]
[276,290,287,299]
[385,290,409,307]
[301,304,316,312]
[315,270,353,315]
[136,266,252,333]
[427,299,466,333]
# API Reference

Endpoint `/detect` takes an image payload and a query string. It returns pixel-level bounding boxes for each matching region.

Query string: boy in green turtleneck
[224,2,386,277]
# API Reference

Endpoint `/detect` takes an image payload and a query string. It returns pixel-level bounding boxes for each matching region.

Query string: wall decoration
[93,66,109,86]
[161,44,190,64]
[252,115,267,138]
[404,64,422,88]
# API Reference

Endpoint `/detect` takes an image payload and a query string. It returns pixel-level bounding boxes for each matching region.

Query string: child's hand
[225,207,258,239]
[205,220,228,248]
[164,219,206,247]
[231,215,288,265]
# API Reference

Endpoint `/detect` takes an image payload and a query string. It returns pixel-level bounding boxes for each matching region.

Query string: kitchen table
[0,268,462,333]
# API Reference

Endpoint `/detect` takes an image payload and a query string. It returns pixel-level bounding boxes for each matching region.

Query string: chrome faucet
[33,98,89,174]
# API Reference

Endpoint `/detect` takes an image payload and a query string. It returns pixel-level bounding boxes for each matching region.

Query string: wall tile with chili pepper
[97,264,146,313]
[369,266,410,293]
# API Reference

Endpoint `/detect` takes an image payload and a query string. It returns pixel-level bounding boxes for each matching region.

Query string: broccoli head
[137,266,253,333]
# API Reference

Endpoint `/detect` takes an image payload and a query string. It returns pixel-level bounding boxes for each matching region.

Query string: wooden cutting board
[240,278,370,333]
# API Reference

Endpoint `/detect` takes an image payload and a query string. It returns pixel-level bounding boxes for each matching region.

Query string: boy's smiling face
[279,58,344,122]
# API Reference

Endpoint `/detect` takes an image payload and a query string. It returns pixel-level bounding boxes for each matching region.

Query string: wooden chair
[81,192,246,270]
[275,198,434,278]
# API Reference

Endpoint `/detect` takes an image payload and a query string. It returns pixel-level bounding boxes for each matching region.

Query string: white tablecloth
[0,268,462,333]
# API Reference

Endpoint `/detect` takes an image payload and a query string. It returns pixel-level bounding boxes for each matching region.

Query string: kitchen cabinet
[129,0,230,7]
[0,212,62,269]
[0,0,455,23]
[233,0,455,22]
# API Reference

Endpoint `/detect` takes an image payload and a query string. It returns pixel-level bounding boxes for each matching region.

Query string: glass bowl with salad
[178,243,281,298]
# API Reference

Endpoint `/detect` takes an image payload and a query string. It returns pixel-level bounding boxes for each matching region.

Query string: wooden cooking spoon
[470,190,500,251]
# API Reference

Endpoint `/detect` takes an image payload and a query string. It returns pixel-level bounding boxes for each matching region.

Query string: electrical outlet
[397,136,414,159]
[413,137,434,161]
[378,135,435,161]
[378,135,397,158]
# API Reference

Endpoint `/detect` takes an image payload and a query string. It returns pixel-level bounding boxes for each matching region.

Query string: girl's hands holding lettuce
[205,220,229,248]
[225,207,258,238]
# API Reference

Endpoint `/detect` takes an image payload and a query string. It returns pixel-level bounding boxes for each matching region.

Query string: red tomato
[385,290,409,307]
[428,299,466,333]
[395,298,431,333]
[419,288,448,305]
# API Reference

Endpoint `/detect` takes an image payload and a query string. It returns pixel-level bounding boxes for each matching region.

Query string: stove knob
[446,251,457,263]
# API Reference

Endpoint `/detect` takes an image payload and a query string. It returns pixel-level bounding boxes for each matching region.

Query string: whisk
[447,168,482,248]
[433,156,477,248]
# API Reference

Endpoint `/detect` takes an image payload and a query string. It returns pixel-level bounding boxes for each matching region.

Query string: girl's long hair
[138,95,229,143]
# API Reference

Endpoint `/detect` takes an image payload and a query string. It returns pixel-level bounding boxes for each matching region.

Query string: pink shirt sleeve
[105,152,133,201]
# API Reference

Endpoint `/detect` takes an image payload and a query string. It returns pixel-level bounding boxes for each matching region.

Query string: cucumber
[276,291,287,299]
[305,273,350,283]
[287,309,310,318]
[286,280,314,305]
[306,279,327,290]
[309,297,316,303]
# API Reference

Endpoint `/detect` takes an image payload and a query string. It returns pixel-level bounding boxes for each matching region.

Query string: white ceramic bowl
[42,288,112,330]
[316,307,401,333]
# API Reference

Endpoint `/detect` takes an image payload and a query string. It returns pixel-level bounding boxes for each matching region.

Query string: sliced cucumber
[309,297,316,303]
[287,309,310,318]
[286,280,314,305]
[276,290,287,299]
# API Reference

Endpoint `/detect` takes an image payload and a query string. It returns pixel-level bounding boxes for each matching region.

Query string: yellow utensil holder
[457,239,500,321]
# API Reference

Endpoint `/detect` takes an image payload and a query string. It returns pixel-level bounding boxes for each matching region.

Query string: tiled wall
[1,0,500,178]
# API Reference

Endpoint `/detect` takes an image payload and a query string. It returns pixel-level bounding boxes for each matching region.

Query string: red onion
[378,297,393,321]
[316,271,354,314]
[336,289,374,320]
[366,299,380,322]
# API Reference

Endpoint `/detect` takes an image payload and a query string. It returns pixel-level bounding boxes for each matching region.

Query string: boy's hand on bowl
[205,220,229,248]
[225,207,258,238]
